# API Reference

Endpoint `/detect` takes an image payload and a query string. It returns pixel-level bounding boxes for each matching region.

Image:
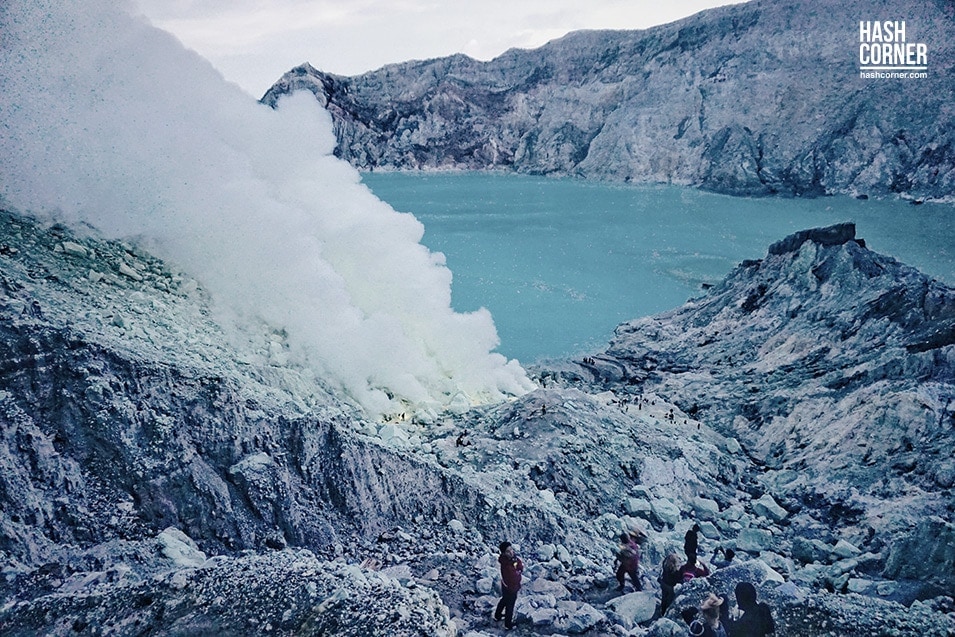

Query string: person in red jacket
[679,553,711,582]
[494,541,524,630]
[614,532,642,591]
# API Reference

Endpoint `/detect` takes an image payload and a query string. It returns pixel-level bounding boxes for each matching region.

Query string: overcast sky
[132,0,747,98]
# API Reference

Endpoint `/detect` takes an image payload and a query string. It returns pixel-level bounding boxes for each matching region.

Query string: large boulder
[883,517,955,596]
[605,591,658,629]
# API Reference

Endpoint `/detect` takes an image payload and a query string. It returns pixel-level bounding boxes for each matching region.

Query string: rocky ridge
[578,222,955,588]
[1,207,953,635]
[262,0,955,201]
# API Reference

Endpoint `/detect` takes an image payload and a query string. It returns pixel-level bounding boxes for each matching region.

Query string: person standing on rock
[614,532,642,591]
[684,523,701,561]
[494,541,524,630]
[726,582,775,637]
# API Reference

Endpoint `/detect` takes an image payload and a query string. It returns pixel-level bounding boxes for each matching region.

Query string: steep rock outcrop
[579,222,955,594]
[262,0,955,200]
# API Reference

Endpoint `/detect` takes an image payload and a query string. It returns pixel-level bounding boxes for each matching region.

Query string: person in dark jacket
[726,582,775,636]
[684,523,701,561]
[494,541,524,630]
[659,553,683,615]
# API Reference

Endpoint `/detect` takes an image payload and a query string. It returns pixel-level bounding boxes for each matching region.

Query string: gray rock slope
[550,221,955,596]
[262,0,955,200]
[594,222,955,548]
[1,207,953,635]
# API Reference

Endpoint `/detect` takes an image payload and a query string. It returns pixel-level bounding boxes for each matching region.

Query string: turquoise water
[362,172,955,363]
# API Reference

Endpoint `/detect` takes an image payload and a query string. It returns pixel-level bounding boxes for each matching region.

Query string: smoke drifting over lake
[0,0,532,416]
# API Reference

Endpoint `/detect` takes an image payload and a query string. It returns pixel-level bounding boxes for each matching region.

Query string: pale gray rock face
[2,208,953,634]
[262,0,955,200]
[568,221,955,596]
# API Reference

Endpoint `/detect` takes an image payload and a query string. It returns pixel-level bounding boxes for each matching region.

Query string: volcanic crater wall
[263,0,955,200]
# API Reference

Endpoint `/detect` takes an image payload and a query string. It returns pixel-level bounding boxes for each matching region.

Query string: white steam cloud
[0,0,533,416]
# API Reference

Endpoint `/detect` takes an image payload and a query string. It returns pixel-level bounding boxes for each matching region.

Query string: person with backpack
[614,532,642,591]
[726,582,775,636]
[494,541,524,630]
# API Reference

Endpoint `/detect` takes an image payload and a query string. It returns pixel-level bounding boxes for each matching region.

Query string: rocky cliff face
[0,207,555,635]
[262,0,955,201]
[598,223,955,532]
[546,222,955,596]
[1,207,953,635]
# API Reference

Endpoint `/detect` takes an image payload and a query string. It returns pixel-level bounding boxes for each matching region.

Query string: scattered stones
[625,497,652,517]
[61,241,89,257]
[0,549,458,636]
[118,261,143,281]
[831,538,861,559]
[736,528,775,553]
[604,591,657,629]
[692,496,721,521]
[697,521,720,541]
[791,537,831,564]
[157,528,208,568]
[525,577,570,598]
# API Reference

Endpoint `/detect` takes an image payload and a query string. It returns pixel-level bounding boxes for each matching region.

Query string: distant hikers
[494,541,524,630]
[726,582,776,637]
[614,532,642,592]
[659,552,683,614]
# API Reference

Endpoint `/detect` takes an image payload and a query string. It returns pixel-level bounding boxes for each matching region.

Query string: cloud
[0,0,534,417]
[133,0,746,96]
